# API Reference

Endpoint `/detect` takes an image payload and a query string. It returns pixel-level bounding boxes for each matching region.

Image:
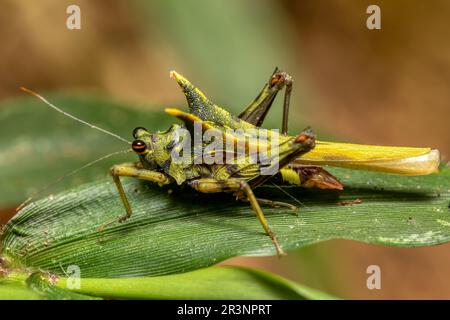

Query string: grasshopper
[100,69,440,256]
[22,69,440,256]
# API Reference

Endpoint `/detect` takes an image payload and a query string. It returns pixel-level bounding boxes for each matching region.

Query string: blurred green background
[0,0,449,299]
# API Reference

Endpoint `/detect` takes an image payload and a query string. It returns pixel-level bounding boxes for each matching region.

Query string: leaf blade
[2,166,449,278]
[54,266,336,300]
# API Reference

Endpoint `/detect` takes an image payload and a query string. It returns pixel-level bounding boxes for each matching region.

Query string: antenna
[20,87,131,144]
[271,181,309,209]
[16,148,132,212]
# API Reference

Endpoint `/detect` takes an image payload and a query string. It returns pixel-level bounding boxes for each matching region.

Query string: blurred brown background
[0,0,449,299]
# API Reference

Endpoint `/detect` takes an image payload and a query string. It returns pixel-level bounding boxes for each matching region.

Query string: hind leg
[189,178,285,257]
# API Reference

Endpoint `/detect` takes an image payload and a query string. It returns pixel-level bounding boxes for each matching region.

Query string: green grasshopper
[22,69,440,256]
[99,69,440,256]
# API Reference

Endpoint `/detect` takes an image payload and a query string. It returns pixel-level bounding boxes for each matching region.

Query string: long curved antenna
[20,87,131,145]
[16,149,132,212]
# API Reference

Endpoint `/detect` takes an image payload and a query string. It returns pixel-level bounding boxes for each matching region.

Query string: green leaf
[1,93,449,297]
[2,164,449,278]
[0,271,98,300]
[26,272,101,300]
[0,94,172,206]
[0,266,335,300]
[53,266,337,300]
[0,280,43,300]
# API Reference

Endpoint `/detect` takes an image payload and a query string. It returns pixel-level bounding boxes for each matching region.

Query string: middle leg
[189,178,286,256]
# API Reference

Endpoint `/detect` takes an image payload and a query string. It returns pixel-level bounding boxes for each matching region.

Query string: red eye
[132,140,147,154]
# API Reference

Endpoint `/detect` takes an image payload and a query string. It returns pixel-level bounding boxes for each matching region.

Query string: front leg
[100,163,171,230]
[189,178,286,257]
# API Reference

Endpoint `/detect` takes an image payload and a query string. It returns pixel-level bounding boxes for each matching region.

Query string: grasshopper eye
[132,140,147,154]
[133,127,148,139]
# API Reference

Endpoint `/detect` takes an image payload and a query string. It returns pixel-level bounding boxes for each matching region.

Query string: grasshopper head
[131,126,160,170]
[131,125,181,171]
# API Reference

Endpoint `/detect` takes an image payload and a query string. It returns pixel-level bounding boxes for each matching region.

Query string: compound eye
[133,127,148,139]
[132,140,147,154]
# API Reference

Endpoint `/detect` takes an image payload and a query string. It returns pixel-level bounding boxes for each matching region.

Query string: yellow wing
[295,140,440,176]
[166,107,440,176]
